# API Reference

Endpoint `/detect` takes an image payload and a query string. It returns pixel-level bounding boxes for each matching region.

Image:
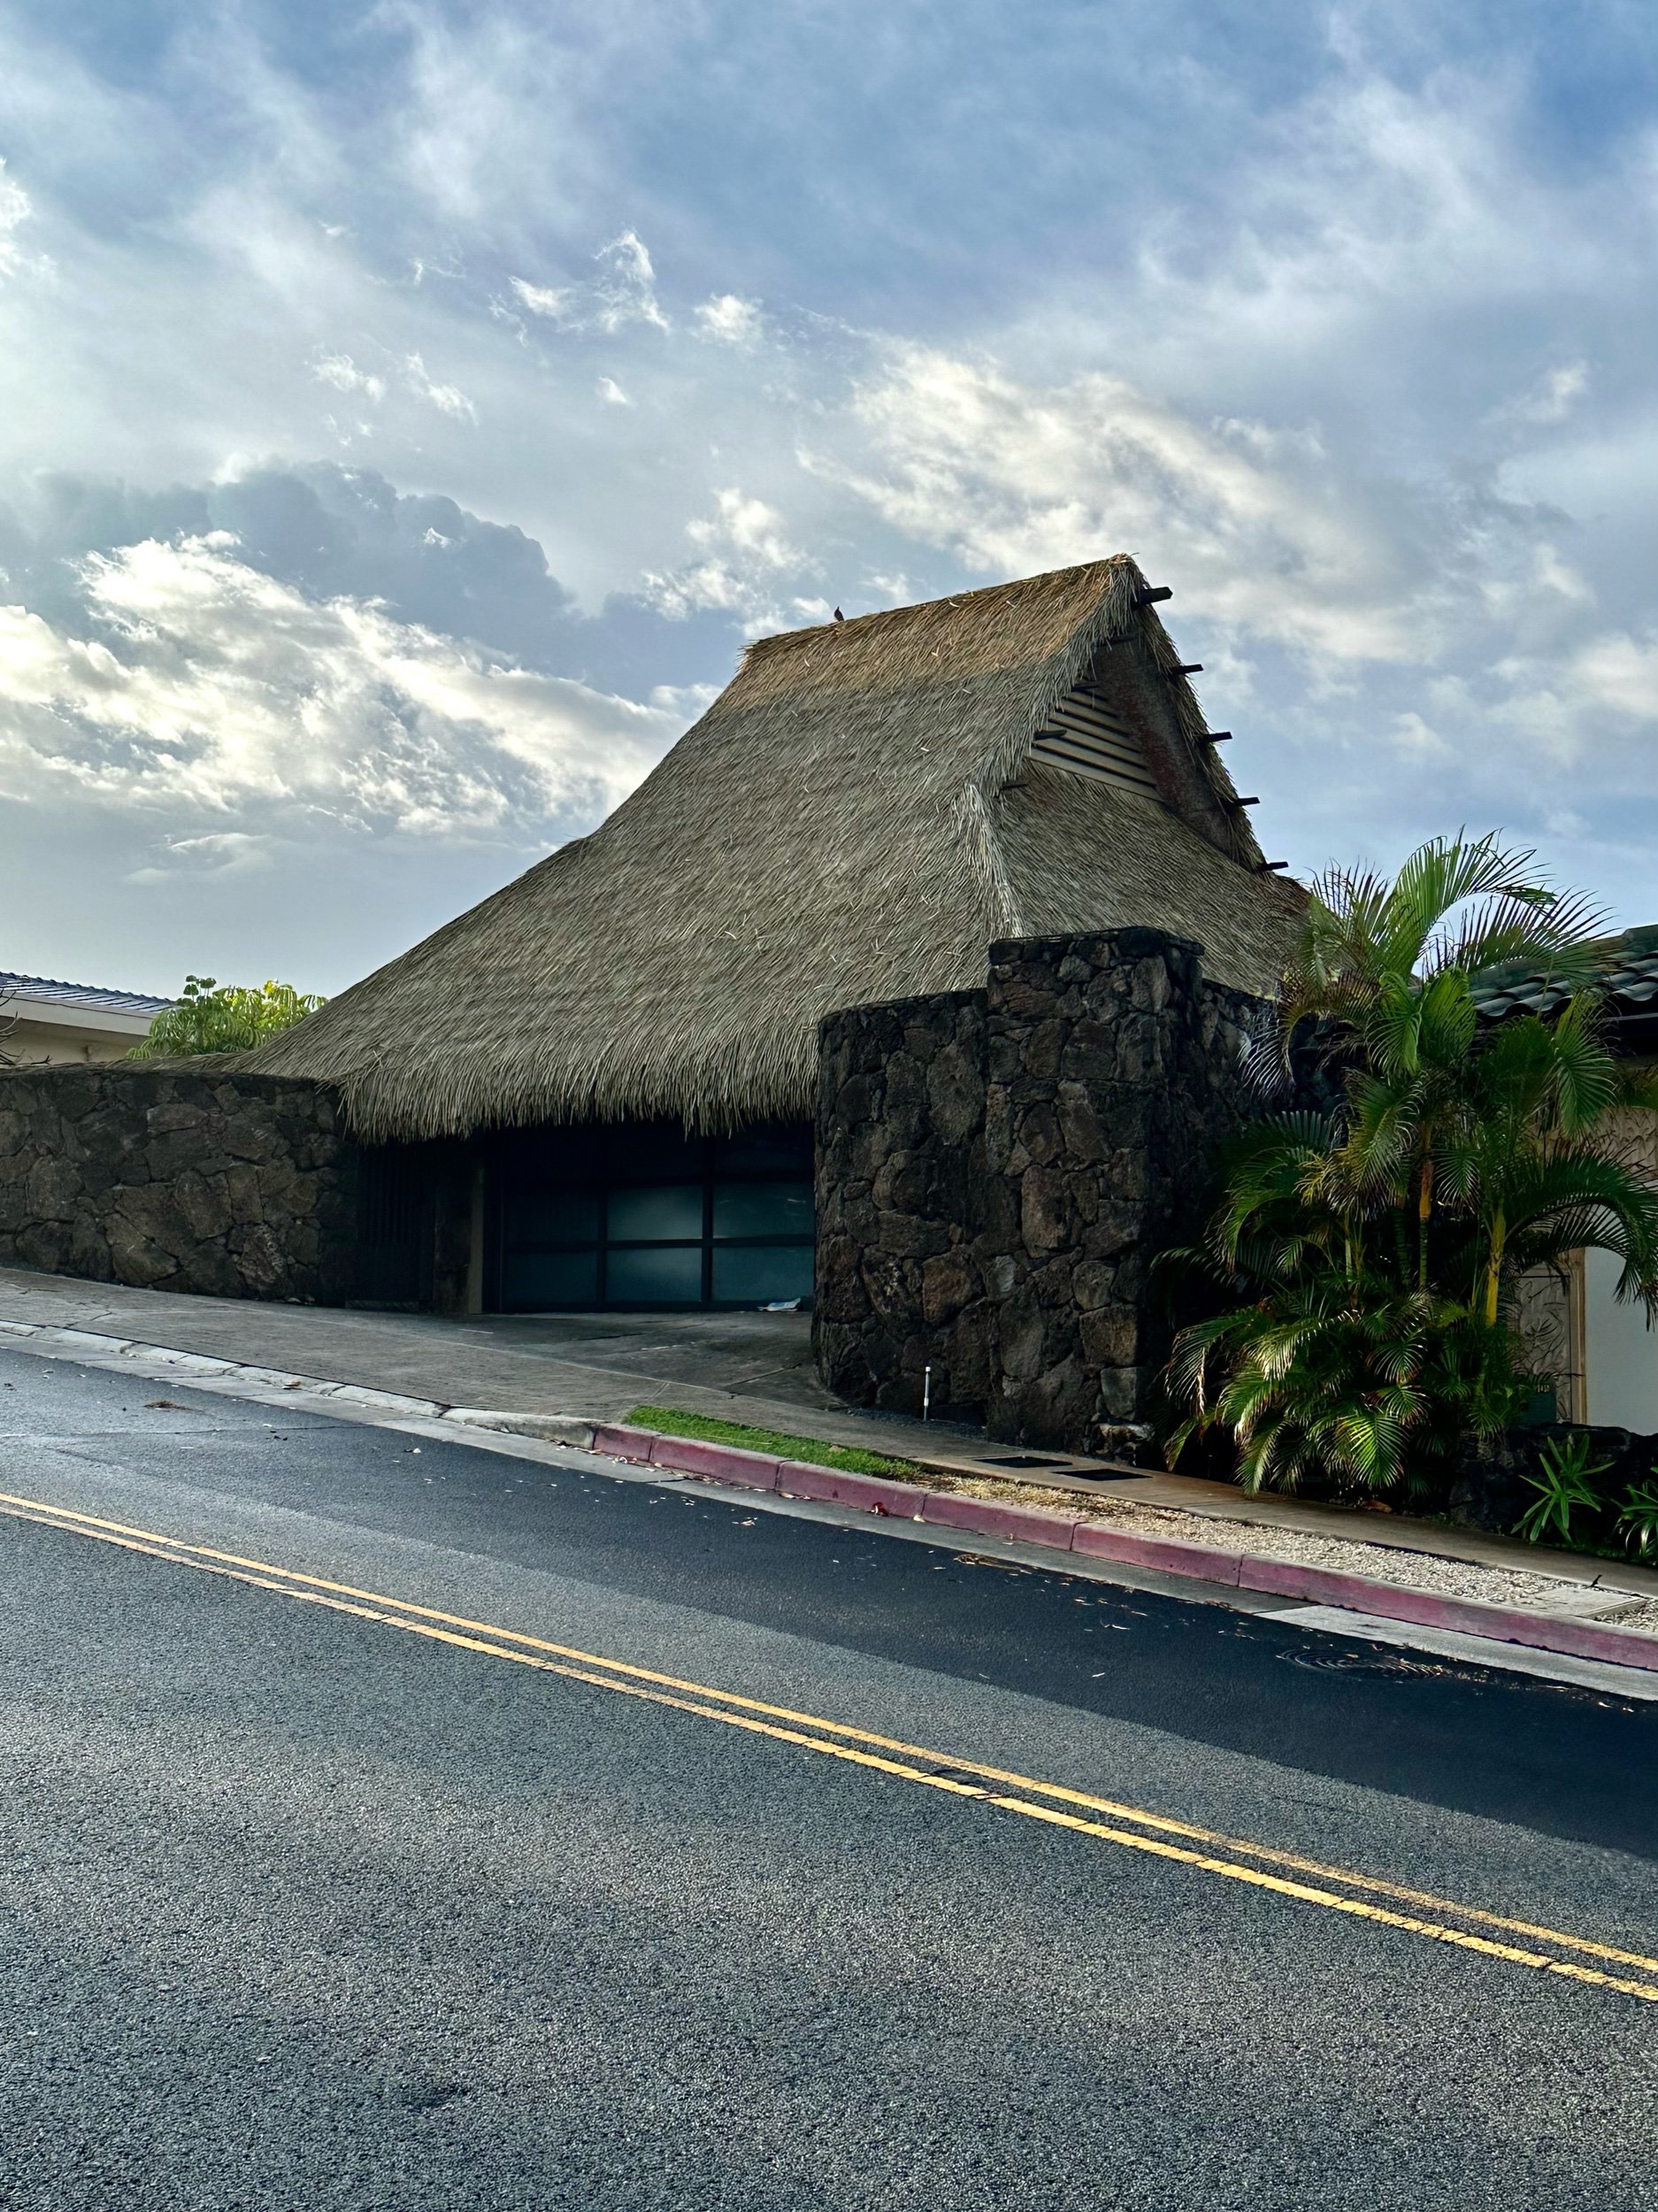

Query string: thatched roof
[252,557,1304,1137]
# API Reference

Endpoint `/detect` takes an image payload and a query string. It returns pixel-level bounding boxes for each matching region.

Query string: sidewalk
[2,1263,1655,1653]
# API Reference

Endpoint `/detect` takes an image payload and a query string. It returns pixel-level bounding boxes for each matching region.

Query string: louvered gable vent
[1030,677,1161,801]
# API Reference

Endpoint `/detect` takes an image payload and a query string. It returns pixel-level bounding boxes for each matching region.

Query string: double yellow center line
[5,1484,1657,2007]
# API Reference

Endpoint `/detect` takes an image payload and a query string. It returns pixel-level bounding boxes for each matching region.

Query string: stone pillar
[813,929,1266,1455]
[813,990,990,1418]
[982,929,1262,1455]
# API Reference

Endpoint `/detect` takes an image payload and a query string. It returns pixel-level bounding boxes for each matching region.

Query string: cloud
[508,229,670,339]
[0,158,36,279]
[1487,630,1658,768]
[1498,363,1591,428]
[1570,632,1658,723]
[127,831,277,884]
[1388,710,1450,759]
[643,488,808,625]
[810,344,1429,666]
[311,344,482,426]
[592,230,668,331]
[0,461,749,703]
[311,351,386,403]
[695,294,763,345]
[401,353,477,420]
[4,1,1658,956]
[0,533,682,837]
[510,276,567,319]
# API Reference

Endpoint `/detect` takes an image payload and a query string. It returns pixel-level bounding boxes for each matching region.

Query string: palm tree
[1265,833,1606,1286]
[1169,834,1658,1497]
[1441,995,1658,1325]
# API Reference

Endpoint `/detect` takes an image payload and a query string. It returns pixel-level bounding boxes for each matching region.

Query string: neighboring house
[0,972,173,1066]
[1478,928,1658,1435]
[251,557,1303,1317]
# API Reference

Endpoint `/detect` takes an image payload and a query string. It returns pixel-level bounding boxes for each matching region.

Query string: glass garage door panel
[605,1245,704,1304]
[713,1128,811,1176]
[609,1184,704,1242]
[503,1249,600,1308]
[712,1181,813,1240]
[710,1245,814,1303]
[512,1188,601,1243]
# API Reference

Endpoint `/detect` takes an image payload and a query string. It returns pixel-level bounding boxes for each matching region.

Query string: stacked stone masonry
[0,1065,358,1302]
[983,930,1265,1453]
[816,927,1268,1456]
[814,990,991,1421]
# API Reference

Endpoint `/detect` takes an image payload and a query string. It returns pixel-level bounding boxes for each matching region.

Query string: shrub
[129,975,325,1058]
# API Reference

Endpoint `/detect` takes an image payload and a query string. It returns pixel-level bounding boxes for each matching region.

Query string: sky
[0,1,1654,998]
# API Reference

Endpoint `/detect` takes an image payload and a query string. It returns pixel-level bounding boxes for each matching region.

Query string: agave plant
[1515,1433,1614,1548]
[1617,1477,1658,1562]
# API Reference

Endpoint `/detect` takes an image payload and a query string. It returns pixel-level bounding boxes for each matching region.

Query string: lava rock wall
[0,1065,358,1302]
[815,927,1267,1455]
[980,930,1263,1454]
[813,989,991,1421]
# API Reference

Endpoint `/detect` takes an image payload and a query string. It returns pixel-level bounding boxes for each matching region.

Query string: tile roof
[0,971,174,1018]
[1470,926,1658,1018]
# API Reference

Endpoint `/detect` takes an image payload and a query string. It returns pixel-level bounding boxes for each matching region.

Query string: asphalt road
[2,1348,1655,2210]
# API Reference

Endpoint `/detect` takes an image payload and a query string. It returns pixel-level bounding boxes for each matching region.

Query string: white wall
[1584,1246,1658,1433]
[6,1016,146,1065]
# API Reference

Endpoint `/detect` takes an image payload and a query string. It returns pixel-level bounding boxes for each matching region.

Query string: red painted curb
[1238,1556,1402,1609]
[774,1461,928,1516]
[1237,1555,1658,1671]
[608,1431,1658,1678]
[649,1435,780,1490]
[919,1490,1084,1549]
[1073,1521,1246,1586]
[591,1423,657,1463]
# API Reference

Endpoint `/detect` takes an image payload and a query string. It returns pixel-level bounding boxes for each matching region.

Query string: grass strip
[625,1405,925,1483]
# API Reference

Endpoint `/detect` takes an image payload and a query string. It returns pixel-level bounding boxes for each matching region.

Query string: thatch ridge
[249,557,1298,1138]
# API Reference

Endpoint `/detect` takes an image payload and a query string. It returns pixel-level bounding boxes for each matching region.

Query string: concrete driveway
[0,1263,833,1427]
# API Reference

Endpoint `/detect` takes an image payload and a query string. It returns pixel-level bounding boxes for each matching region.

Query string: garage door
[492,1119,815,1311]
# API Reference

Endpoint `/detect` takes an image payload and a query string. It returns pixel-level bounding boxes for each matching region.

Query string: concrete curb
[605,1424,1658,1678]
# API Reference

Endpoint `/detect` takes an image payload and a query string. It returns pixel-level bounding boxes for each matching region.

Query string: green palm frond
[1542,996,1620,1131]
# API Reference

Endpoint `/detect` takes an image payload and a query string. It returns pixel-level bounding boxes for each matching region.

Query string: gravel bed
[939,1474,1658,1623]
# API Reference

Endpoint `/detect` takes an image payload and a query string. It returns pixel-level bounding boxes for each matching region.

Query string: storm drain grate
[979,1455,1144,1481]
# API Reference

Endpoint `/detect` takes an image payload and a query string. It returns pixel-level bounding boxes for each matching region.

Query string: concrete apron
[1,1313,1655,1705]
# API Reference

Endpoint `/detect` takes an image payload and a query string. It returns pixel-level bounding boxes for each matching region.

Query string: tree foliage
[1168,834,1658,1500]
[129,975,326,1059]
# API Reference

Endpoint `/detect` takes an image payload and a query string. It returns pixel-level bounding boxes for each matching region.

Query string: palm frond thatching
[250,557,1304,1139]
